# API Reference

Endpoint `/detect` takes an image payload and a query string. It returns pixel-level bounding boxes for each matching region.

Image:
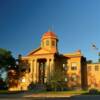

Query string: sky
[0,0,100,62]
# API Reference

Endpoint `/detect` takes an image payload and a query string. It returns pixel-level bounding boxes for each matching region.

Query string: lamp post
[91,43,100,62]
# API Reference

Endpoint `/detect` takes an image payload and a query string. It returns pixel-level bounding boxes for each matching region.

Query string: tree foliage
[0,48,16,89]
[0,48,16,69]
[47,67,66,91]
[87,60,93,64]
[98,52,100,63]
[8,54,30,89]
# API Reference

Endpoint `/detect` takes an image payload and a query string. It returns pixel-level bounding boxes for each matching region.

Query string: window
[71,74,77,81]
[71,63,77,70]
[52,40,55,46]
[88,66,91,71]
[65,77,68,82]
[95,65,99,71]
[63,64,68,70]
[46,40,49,46]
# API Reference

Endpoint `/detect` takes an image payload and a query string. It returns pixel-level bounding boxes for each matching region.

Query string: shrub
[89,88,99,94]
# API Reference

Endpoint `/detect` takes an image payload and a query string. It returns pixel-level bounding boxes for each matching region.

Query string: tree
[0,48,16,69]
[0,48,16,89]
[16,54,30,76]
[47,67,66,91]
[8,54,30,89]
[87,60,93,64]
[98,52,100,63]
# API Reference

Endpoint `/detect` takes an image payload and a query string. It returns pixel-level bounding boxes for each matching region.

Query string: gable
[28,47,51,56]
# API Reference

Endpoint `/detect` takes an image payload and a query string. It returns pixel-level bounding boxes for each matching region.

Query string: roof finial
[48,25,53,32]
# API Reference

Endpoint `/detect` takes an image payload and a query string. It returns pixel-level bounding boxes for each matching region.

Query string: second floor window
[88,66,91,71]
[95,65,99,71]
[71,63,77,70]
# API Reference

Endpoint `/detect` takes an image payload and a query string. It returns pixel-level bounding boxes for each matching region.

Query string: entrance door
[38,59,46,84]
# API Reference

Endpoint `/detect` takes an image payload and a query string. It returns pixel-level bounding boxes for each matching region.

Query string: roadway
[0,92,100,100]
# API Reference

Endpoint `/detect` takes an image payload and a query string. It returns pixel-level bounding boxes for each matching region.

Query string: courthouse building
[12,30,87,90]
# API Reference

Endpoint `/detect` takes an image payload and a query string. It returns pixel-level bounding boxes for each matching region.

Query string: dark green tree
[46,67,66,91]
[0,48,16,83]
[87,60,93,64]
[0,48,16,68]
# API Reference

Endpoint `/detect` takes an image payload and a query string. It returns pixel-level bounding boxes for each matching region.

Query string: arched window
[52,40,55,46]
[46,40,49,46]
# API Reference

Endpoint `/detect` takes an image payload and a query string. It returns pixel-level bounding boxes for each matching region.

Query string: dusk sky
[0,0,100,62]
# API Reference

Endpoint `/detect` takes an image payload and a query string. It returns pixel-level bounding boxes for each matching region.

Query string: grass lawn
[0,90,91,95]
[0,90,22,94]
[0,90,8,93]
[28,90,88,95]
[44,90,88,94]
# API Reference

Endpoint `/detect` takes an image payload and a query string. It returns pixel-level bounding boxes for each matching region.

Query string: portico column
[33,59,37,83]
[50,58,55,79]
[36,61,39,83]
[45,59,49,83]
[29,59,34,82]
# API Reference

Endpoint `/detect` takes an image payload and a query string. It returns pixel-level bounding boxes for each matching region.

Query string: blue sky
[0,0,100,62]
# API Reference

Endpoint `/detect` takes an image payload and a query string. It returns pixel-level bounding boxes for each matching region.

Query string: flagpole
[91,43,99,62]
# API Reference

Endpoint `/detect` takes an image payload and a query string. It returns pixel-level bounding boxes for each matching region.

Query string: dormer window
[46,40,49,46]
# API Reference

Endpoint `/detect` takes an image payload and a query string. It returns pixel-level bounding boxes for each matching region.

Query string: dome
[42,31,58,40]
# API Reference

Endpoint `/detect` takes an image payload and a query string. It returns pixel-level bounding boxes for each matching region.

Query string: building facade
[87,63,100,89]
[9,31,88,91]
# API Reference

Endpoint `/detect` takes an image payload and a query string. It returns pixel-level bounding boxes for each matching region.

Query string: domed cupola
[41,31,58,53]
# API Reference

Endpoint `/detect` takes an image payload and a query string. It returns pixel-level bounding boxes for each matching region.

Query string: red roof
[42,31,57,40]
[43,31,56,37]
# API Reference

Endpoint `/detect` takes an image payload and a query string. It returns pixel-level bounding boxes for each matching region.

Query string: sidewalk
[24,92,77,98]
